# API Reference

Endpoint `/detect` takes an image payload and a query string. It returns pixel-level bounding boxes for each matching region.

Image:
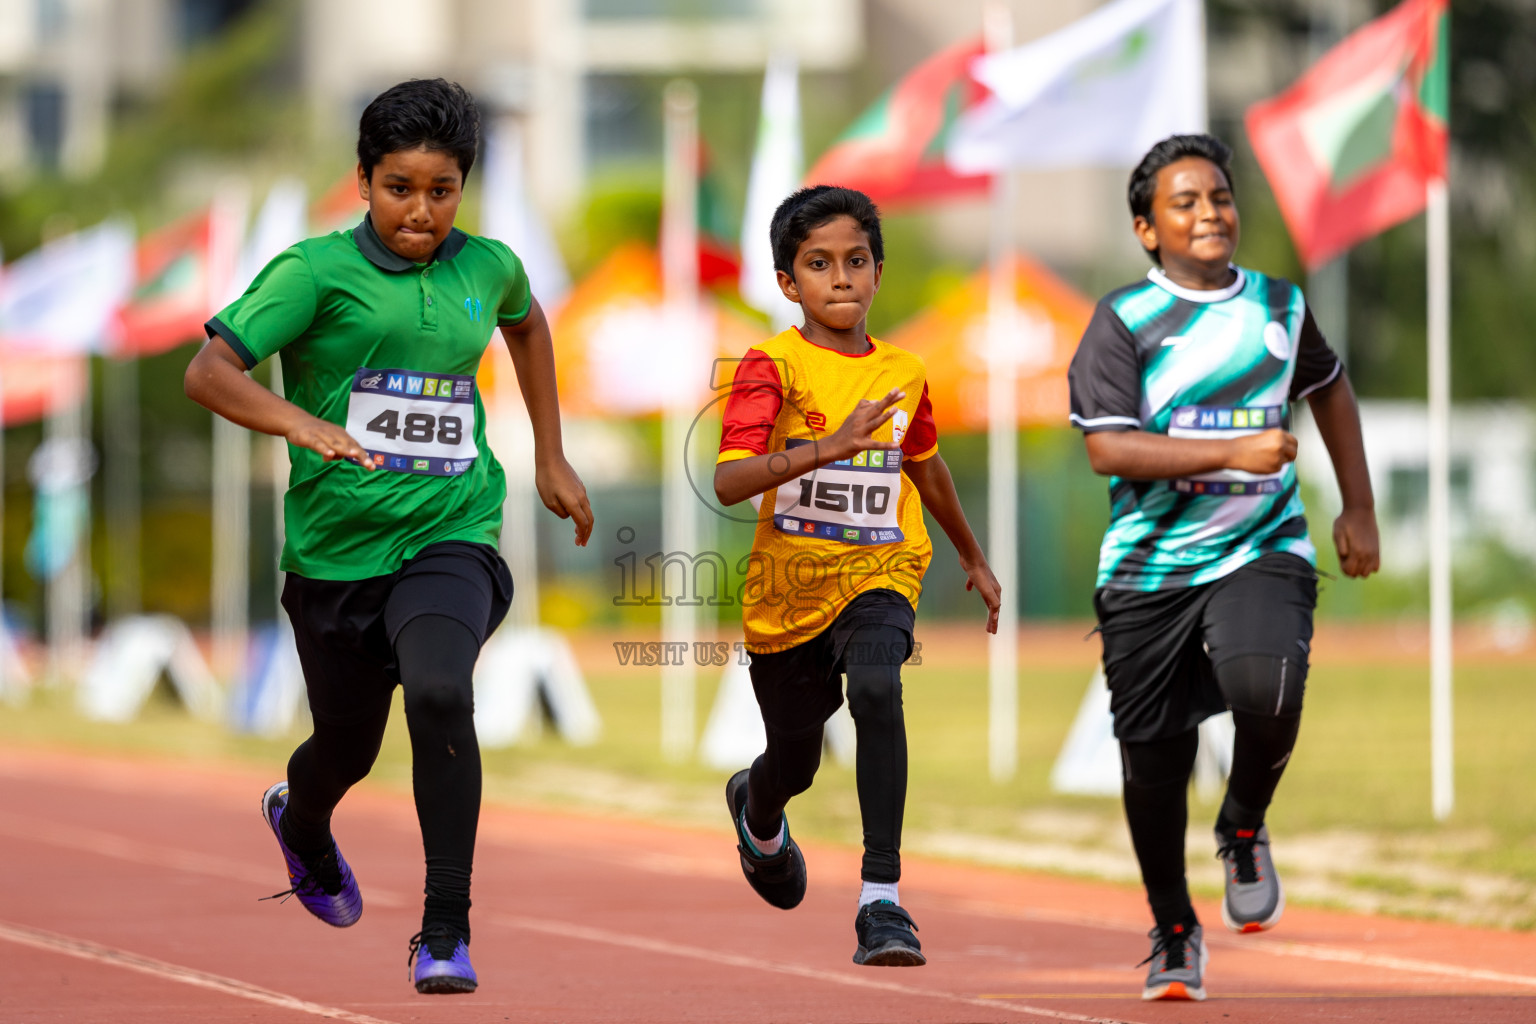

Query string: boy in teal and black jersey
[186,78,592,994]
[1068,134,1379,1002]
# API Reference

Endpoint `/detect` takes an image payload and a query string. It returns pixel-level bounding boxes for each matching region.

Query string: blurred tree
[0,0,301,260]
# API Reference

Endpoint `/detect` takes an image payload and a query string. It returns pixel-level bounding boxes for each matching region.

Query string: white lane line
[494,913,1143,1024]
[0,812,411,908]
[0,920,400,1024]
[15,811,1536,994]
[1262,941,1536,991]
[927,893,1536,990]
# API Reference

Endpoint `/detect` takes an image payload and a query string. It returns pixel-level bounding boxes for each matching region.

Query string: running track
[3,747,1533,1023]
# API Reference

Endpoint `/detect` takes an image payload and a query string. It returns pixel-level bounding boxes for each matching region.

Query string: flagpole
[102,353,141,620]
[1426,175,1453,821]
[984,1,1018,783]
[210,185,251,687]
[661,79,700,762]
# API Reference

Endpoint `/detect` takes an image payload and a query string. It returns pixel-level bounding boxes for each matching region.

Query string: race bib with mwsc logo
[345,367,479,476]
[1167,403,1284,495]
[771,438,904,546]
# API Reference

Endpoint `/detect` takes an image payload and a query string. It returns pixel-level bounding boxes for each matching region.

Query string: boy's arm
[903,453,1000,634]
[184,337,374,468]
[713,389,904,508]
[500,297,593,547]
[1305,374,1379,578]
[1083,428,1297,480]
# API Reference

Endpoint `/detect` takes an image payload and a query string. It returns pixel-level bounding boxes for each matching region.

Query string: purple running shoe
[409,927,478,994]
[260,781,362,928]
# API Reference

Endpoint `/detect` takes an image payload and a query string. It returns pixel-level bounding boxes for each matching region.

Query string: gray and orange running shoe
[1140,920,1208,1000]
[260,781,362,928]
[1217,824,1285,933]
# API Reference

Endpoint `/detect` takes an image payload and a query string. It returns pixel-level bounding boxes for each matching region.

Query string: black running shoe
[853,900,925,967]
[724,769,806,910]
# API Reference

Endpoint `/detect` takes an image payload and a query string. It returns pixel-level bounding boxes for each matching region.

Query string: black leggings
[1121,664,1303,929]
[281,614,482,939]
[746,623,908,883]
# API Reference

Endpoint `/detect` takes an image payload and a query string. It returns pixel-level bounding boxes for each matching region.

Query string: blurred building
[1297,402,1536,570]
[0,0,258,180]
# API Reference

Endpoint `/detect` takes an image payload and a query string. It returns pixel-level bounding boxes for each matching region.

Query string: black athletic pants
[1097,554,1316,929]
[277,542,512,942]
[743,590,914,885]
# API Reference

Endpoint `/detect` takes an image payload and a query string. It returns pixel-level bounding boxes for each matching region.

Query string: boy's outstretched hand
[537,456,595,547]
[1333,506,1380,579]
[829,388,906,459]
[962,556,1002,634]
[286,415,375,470]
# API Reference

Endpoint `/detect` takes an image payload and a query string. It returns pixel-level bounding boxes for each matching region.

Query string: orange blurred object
[0,352,85,426]
[480,242,762,418]
[885,256,1093,432]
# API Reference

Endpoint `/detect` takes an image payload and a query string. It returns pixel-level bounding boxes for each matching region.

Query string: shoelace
[1216,833,1268,885]
[1137,926,1190,971]
[407,928,462,975]
[261,846,346,904]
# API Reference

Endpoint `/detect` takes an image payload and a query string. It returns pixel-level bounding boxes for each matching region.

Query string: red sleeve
[901,381,938,458]
[717,348,784,459]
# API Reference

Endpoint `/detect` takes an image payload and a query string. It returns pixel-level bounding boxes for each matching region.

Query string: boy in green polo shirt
[186,78,593,995]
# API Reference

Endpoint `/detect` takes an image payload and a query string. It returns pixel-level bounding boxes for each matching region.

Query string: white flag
[739,53,803,329]
[947,0,1205,174]
[0,220,134,355]
[235,177,308,298]
[481,119,571,312]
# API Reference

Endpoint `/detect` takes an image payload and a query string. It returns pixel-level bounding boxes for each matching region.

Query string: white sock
[744,814,786,857]
[859,881,899,907]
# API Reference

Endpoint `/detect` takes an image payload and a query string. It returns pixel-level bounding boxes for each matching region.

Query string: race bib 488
[346,367,479,476]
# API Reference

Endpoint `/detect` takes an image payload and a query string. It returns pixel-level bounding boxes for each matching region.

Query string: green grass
[6,650,1536,913]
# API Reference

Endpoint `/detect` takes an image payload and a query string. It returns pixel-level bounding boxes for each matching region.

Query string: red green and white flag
[1245,0,1448,270]
[114,195,245,356]
[804,36,989,206]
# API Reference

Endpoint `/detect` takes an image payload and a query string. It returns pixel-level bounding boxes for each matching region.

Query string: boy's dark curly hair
[770,185,884,279]
[1127,134,1235,265]
[357,78,481,182]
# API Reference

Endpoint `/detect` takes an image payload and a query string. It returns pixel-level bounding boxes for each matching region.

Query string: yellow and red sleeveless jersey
[718,328,938,653]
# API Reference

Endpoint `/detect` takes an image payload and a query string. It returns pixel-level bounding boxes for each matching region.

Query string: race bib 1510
[771,438,904,546]
[345,367,479,476]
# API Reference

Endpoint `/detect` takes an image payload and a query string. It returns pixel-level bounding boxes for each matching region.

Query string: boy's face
[1134,156,1239,273]
[777,215,882,331]
[358,147,464,262]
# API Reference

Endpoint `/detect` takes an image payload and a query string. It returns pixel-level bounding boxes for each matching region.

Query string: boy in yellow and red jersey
[715,186,1000,967]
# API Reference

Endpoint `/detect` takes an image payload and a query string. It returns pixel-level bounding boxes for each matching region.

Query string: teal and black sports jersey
[1067,266,1342,592]
[205,215,532,581]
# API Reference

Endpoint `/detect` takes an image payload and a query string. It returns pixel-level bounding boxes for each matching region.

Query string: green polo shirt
[206,215,532,581]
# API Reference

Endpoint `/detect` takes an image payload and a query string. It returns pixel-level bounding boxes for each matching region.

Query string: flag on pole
[236,178,308,296]
[0,220,135,355]
[947,0,1205,174]
[114,193,247,356]
[481,120,572,311]
[739,53,803,326]
[805,36,990,205]
[1245,0,1448,270]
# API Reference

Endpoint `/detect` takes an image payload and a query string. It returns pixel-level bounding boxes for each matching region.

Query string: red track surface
[3,747,1534,1023]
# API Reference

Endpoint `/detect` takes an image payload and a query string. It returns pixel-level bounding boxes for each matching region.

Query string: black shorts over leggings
[1094,552,1318,743]
[281,541,513,723]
